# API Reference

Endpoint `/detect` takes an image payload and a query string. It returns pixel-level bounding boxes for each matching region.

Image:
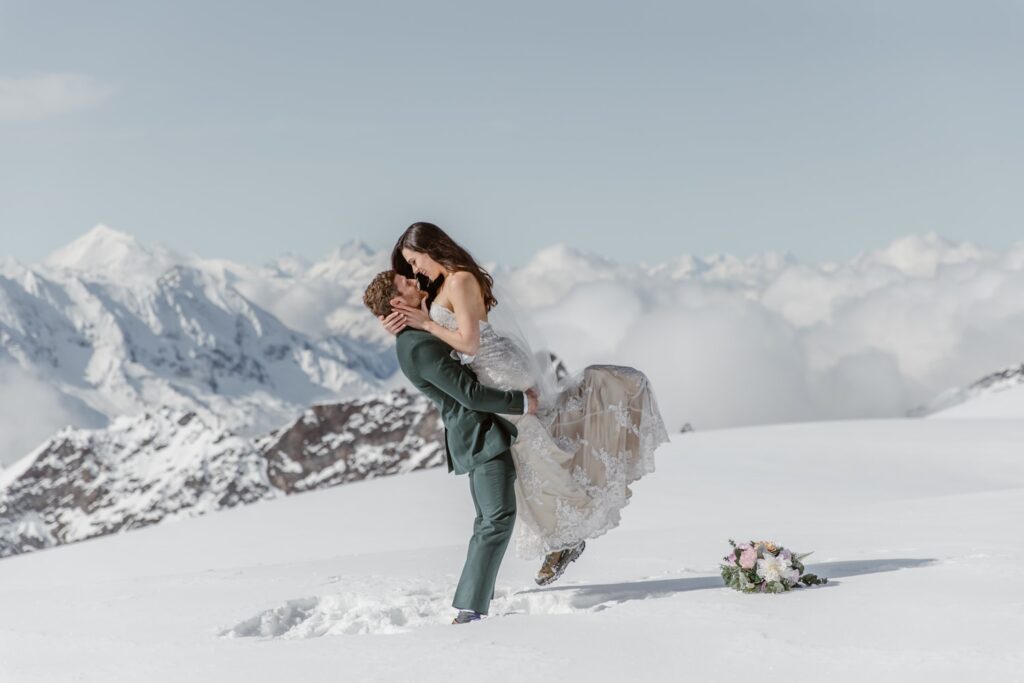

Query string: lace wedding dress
[430,303,671,560]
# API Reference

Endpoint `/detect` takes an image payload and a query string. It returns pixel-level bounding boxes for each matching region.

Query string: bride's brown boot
[534,540,586,586]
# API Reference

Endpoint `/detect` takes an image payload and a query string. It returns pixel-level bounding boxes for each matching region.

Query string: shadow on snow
[514,558,937,611]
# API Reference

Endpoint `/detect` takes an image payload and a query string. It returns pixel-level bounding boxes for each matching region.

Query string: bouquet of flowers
[720,539,828,593]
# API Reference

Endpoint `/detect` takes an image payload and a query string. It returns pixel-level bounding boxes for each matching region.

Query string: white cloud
[503,233,1024,431]
[0,72,114,122]
[0,362,103,466]
[204,229,1022,432]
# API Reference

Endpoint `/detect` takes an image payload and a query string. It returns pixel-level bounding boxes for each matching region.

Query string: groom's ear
[389,296,403,307]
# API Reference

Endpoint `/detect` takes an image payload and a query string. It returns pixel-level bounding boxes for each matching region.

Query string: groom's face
[390,274,425,309]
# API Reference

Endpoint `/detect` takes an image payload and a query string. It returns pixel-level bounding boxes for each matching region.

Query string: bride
[378,222,670,585]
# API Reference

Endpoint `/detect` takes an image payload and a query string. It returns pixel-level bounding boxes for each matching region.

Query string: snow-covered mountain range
[6,224,1022,454]
[1,224,1022,563]
[0,225,397,450]
[0,390,441,559]
[1,225,1020,446]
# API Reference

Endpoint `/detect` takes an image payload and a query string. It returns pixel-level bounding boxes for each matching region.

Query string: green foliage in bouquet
[720,539,829,594]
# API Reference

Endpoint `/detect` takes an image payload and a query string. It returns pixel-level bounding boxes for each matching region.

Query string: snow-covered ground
[928,370,1024,419]
[0,417,1021,682]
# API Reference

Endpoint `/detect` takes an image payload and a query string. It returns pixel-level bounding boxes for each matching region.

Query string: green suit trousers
[451,449,517,614]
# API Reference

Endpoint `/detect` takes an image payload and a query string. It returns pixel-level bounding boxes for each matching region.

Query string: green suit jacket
[395,328,526,475]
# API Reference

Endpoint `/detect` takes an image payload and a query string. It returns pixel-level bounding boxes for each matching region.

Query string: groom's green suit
[395,327,527,615]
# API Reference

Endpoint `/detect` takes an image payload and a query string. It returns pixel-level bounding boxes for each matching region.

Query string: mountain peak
[306,239,387,284]
[83,223,134,241]
[329,238,375,260]
[266,251,312,277]
[40,223,179,280]
[42,224,147,268]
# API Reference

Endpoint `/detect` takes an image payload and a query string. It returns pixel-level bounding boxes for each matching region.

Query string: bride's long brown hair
[391,222,498,311]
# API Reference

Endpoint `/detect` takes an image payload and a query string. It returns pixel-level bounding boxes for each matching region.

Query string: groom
[363,270,537,624]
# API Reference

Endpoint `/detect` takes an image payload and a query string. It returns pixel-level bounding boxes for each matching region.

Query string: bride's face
[402,247,444,280]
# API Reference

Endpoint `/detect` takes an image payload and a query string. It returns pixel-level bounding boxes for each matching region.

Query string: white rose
[756,551,798,584]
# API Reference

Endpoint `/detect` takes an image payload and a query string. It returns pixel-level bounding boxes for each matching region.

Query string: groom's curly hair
[363,270,398,317]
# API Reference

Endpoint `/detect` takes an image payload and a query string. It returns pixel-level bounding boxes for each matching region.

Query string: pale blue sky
[1,0,1021,266]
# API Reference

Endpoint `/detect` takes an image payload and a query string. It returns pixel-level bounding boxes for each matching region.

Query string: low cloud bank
[504,234,1024,430]
[0,362,105,466]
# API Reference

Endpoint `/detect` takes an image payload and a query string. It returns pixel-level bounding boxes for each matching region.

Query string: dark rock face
[261,390,443,493]
[964,363,1024,392]
[0,390,442,560]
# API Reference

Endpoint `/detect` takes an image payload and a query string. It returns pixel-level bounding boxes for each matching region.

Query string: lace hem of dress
[511,384,671,560]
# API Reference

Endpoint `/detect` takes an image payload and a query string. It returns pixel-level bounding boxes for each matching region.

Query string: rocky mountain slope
[0,390,441,559]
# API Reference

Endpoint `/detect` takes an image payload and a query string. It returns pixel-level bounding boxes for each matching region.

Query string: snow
[930,382,1024,419]
[916,362,1024,419]
[0,418,1021,681]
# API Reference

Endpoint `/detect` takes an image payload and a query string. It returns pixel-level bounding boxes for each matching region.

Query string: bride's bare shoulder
[446,271,484,300]
[444,272,487,319]
[447,270,480,289]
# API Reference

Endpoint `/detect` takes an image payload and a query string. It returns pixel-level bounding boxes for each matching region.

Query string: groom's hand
[526,388,538,415]
[378,311,406,335]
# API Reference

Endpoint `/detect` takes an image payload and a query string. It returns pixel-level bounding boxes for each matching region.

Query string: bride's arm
[393,272,482,356]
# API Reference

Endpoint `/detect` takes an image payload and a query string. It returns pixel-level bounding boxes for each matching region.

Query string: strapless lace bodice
[429,303,535,392]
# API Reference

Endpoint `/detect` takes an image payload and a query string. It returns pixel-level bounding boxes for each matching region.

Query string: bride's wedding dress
[430,303,671,560]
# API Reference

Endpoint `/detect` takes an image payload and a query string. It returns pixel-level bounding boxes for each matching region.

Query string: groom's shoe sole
[534,541,586,586]
[451,611,483,624]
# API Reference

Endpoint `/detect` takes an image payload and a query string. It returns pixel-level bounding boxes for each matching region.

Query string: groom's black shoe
[452,609,483,624]
[535,540,586,586]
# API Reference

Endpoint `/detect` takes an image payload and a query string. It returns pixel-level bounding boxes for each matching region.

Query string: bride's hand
[391,298,432,331]
[525,388,539,415]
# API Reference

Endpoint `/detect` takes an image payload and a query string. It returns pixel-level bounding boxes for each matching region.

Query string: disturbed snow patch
[220,575,611,638]
[219,559,925,638]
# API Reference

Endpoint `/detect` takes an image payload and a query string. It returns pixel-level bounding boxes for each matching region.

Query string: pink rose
[739,546,758,569]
